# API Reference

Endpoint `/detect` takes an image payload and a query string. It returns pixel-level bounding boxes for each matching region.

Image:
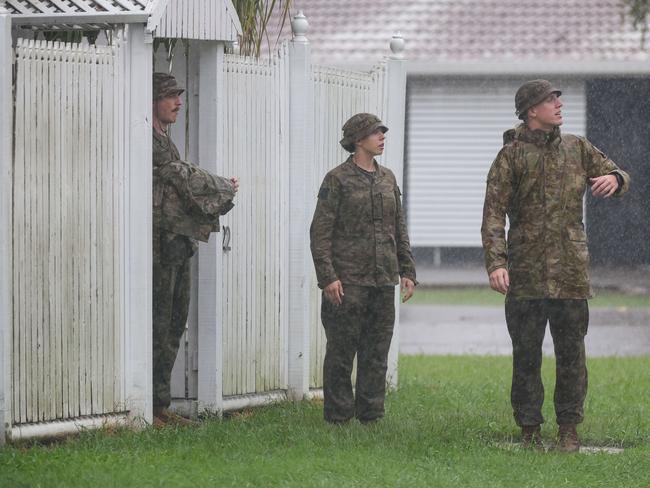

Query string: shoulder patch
[318,187,329,199]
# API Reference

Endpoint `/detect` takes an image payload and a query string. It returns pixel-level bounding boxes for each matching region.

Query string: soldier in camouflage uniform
[481,80,630,451]
[310,113,417,424]
[152,73,238,426]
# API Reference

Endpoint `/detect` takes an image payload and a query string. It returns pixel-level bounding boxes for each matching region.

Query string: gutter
[309,57,650,77]
[406,59,650,77]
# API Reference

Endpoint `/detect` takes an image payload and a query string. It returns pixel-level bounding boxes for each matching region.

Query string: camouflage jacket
[310,157,417,289]
[153,130,235,263]
[481,124,630,299]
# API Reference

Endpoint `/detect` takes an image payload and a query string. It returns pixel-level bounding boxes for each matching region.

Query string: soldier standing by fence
[152,73,239,426]
[481,80,630,451]
[310,113,417,424]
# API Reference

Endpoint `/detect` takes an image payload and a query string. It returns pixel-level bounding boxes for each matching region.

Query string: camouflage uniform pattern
[481,124,630,299]
[152,72,236,409]
[153,72,185,100]
[154,154,235,242]
[152,130,194,408]
[339,112,388,153]
[310,157,417,288]
[514,79,562,120]
[310,135,416,422]
[506,297,588,426]
[321,285,395,422]
[482,107,630,427]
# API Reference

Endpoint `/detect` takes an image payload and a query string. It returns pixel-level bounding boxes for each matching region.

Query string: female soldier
[310,113,417,424]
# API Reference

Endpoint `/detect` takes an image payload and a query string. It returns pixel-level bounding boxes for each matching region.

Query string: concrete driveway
[400,305,650,356]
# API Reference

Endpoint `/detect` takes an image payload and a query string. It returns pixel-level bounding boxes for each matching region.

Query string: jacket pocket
[381,191,396,222]
[564,225,589,269]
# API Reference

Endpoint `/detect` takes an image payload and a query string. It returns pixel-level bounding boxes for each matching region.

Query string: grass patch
[408,287,650,308]
[1,356,649,487]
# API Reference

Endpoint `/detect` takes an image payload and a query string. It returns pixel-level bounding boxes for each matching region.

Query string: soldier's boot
[152,415,166,429]
[521,425,543,450]
[153,406,196,427]
[557,424,580,453]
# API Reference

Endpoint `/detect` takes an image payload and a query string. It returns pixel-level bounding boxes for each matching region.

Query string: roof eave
[406,59,650,76]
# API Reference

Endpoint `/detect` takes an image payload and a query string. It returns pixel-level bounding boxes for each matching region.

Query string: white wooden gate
[11,38,123,425]
[219,47,290,397]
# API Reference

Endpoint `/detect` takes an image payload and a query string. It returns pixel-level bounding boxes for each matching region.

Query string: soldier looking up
[481,80,630,451]
[152,73,239,427]
[310,113,417,424]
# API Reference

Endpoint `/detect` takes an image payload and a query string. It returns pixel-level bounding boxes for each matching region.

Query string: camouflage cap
[153,72,185,100]
[339,113,388,153]
[515,79,562,120]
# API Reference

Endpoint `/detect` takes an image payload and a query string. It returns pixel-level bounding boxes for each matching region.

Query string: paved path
[415,265,650,295]
[400,305,650,356]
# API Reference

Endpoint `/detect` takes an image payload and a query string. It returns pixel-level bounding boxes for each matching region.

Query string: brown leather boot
[153,407,196,427]
[521,425,543,449]
[557,424,580,452]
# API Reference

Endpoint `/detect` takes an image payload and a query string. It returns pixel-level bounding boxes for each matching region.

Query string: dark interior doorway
[586,78,650,267]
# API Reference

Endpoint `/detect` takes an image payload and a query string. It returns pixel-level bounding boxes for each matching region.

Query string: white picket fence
[0,17,406,441]
[11,38,124,424]
[163,35,405,409]
[2,23,152,443]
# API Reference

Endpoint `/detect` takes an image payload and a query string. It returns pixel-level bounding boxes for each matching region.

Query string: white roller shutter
[406,78,586,247]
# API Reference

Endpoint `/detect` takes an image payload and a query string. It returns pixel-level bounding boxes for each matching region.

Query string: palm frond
[233,0,292,58]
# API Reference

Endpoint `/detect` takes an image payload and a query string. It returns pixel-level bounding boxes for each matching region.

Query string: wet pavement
[400,305,650,356]
[415,265,650,295]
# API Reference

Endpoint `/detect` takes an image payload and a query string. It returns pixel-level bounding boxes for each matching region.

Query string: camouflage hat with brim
[153,72,185,100]
[515,79,562,120]
[339,113,388,153]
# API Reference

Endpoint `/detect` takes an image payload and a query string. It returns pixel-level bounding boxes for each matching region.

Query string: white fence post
[123,24,153,423]
[383,33,407,390]
[197,41,225,414]
[287,12,314,400]
[0,6,12,445]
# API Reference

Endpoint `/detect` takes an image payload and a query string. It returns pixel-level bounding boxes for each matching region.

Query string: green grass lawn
[407,286,650,308]
[2,356,649,487]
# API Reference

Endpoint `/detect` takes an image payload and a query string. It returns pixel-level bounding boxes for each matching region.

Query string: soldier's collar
[516,124,561,146]
[346,156,386,178]
[153,128,170,142]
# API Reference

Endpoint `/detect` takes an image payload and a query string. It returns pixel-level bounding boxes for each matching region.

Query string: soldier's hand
[589,174,618,198]
[324,280,344,306]
[489,268,509,295]
[400,277,415,303]
[230,177,239,193]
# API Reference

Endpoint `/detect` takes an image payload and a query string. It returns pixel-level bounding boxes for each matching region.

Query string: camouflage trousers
[505,297,589,426]
[152,258,191,408]
[321,285,395,423]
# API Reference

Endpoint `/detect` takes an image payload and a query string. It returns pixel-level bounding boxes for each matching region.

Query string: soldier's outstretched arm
[581,137,630,197]
[481,148,514,287]
[310,174,341,290]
